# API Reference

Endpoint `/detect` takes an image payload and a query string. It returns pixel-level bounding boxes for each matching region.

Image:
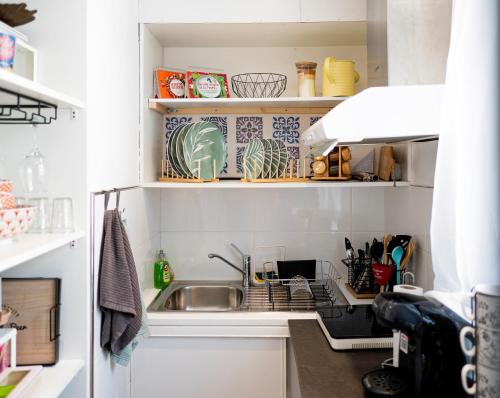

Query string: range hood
[301,85,444,153]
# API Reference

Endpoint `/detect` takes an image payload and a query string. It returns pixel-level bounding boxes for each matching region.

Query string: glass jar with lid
[295,61,317,97]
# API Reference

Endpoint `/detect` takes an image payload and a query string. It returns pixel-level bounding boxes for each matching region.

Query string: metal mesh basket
[231,73,287,98]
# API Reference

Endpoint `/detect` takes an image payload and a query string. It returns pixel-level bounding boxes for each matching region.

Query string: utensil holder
[342,257,376,298]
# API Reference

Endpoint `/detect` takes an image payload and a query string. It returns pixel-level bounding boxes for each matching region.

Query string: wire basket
[231,73,287,98]
[342,257,375,294]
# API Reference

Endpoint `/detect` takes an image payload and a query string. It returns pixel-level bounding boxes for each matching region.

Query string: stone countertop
[288,319,390,398]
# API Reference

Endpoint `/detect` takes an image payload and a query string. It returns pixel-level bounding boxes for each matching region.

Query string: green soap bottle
[154,250,173,289]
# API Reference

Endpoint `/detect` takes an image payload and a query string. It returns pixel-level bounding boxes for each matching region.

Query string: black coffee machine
[372,293,469,398]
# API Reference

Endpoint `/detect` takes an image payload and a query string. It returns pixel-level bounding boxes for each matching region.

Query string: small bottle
[295,61,317,97]
[154,250,174,289]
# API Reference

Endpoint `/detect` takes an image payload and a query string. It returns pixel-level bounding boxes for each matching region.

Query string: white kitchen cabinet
[131,336,286,398]
[299,0,366,22]
[139,0,300,23]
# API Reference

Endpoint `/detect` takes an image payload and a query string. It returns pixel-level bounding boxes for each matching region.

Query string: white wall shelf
[142,181,409,189]
[0,68,84,109]
[148,96,346,115]
[19,359,84,398]
[0,231,85,273]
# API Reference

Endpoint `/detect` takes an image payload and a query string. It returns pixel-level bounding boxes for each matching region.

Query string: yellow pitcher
[322,57,360,96]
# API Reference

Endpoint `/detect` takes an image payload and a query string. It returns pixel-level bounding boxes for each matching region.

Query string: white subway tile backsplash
[254,188,351,232]
[352,188,385,231]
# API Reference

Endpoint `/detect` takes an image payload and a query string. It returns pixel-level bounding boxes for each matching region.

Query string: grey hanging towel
[99,207,142,354]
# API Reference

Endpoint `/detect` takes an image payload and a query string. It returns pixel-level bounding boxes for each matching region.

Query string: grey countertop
[288,319,391,398]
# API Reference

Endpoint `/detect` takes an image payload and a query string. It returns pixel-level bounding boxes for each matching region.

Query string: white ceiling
[146,22,367,48]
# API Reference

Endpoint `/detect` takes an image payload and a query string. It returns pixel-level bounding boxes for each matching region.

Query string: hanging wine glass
[18,127,49,195]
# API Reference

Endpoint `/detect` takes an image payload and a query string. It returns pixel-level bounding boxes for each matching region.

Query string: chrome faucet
[208,243,251,288]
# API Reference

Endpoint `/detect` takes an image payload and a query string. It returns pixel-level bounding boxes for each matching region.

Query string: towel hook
[104,192,110,210]
[115,190,121,209]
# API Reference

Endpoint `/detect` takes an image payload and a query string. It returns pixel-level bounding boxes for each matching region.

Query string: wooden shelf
[142,181,410,189]
[148,96,346,115]
[19,360,84,398]
[0,231,85,273]
[0,68,84,108]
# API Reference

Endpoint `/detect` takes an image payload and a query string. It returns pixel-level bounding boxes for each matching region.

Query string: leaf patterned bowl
[0,206,36,243]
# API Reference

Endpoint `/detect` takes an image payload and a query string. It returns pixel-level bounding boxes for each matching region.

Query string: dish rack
[244,260,343,311]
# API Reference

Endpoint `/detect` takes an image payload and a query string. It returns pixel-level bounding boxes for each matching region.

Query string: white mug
[460,326,476,357]
[461,362,500,397]
[460,325,500,369]
[462,284,500,329]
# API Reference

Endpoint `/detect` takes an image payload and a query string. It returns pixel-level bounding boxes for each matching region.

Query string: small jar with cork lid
[295,61,317,97]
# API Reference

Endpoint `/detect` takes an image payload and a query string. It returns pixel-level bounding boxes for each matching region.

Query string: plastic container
[295,61,317,97]
[154,250,173,289]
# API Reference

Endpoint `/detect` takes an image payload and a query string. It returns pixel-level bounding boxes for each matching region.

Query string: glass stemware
[18,128,49,195]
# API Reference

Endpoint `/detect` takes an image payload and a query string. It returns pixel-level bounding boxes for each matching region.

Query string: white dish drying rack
[243,260,346,311]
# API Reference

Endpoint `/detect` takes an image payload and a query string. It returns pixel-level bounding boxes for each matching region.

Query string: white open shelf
[142,180,410,189]
[149,96,346,115]
[19,359,84,398]
[0,68,84,109]
[0,231,85,273]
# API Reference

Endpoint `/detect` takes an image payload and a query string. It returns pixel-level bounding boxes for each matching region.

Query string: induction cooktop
[317,304,393,350]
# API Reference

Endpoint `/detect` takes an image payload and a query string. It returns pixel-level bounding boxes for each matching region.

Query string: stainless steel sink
[148,281,245,312]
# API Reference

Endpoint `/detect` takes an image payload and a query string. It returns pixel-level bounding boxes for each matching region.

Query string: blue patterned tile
[236,146,246,174]
[310,116,321,126]
[286,146,300,173]
[272,116,300,144]
[236,116,263,143]
[201,116,228,175]
[165,116,192,140]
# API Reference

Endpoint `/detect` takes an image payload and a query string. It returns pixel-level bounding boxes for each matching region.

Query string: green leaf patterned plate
[276,139,288,178]
[260,139,273,178]
[269,139,281,178]
[167,124,187,177]
[183,121,226,179]
[243,138,264,179]
[176,123,195,178]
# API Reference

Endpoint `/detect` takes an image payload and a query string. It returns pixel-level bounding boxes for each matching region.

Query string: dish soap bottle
[154,250,173,289]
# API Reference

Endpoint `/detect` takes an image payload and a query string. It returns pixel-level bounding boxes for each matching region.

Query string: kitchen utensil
[0,180,13,192]
[400,240,415,270]
[28,197,51,233]
[322,57,360,97]
[242,138,264,179]
[18,146,49,194]
[175,123,195,177]
[183,121,226,179]
[371,263,392,293]
[391,246,404,285]
[166,124,185,177]
[231,73,287,98]
[345,237,355,262]
[50,197,74,233]
[383,234,392,264]
[269,139,281,178]
[260,139,273,178]
[0,205,35,242]
[361,368,409,398]
[378,146,395,182]
[365,242,370,257]
[2,278,60,365]
[370,239,384,263]
[277,260,316,280]
[275,139,288,178]
[296,61,317,97]
[289,275,313,299]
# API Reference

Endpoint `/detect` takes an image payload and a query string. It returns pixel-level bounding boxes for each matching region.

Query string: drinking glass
[18,147,49,195]
[51,197,74,233]
[28,197,51,233]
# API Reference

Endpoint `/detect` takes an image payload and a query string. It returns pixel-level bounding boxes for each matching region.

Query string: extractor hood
[301,85,444,153]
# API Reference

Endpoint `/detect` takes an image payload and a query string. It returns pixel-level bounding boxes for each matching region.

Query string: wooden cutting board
[2,278,60,365]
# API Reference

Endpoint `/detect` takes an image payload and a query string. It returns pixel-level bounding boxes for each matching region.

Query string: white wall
[163,46,368,98]
[384,140,438,290]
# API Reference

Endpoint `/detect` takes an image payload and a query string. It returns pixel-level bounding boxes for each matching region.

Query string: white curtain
[431,1,500,292]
